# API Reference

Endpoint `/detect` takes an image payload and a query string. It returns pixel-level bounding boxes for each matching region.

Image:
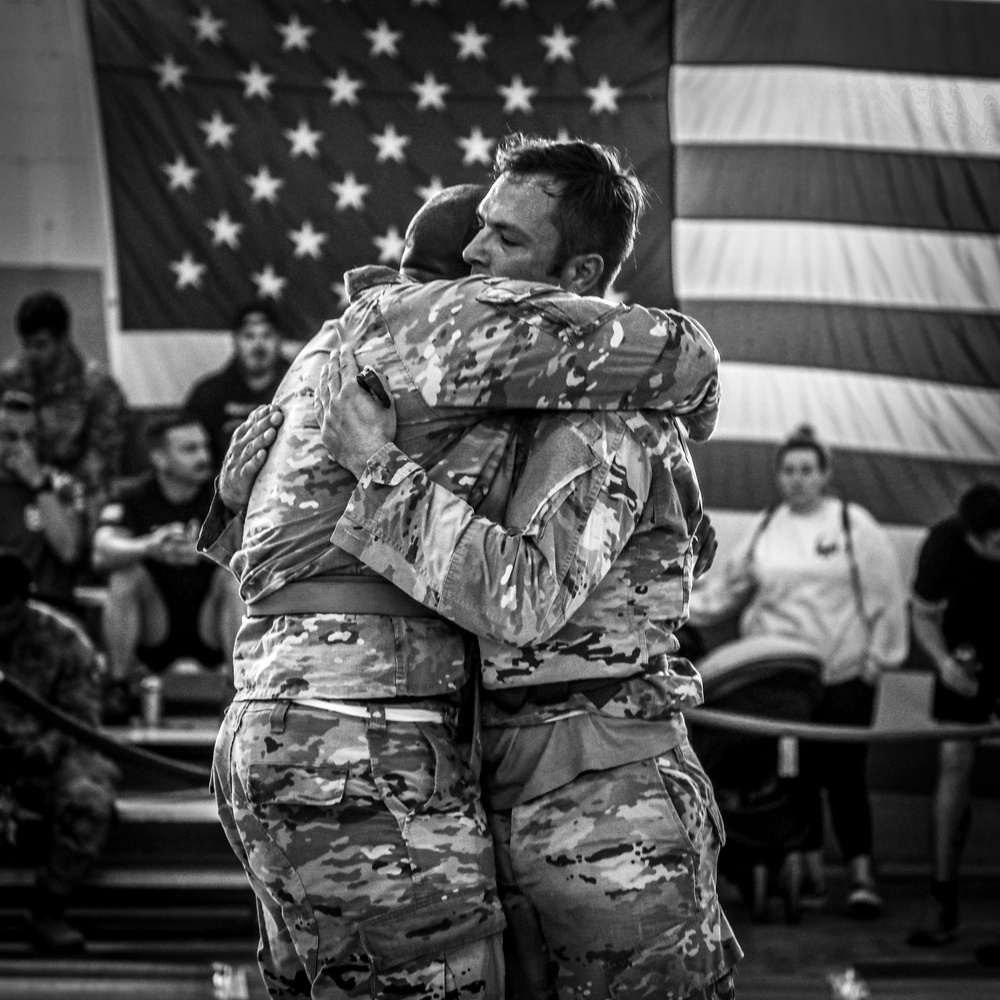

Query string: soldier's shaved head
[400,184,486,283]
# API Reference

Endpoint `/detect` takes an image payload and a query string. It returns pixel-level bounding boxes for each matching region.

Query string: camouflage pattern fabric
[203,266,717,703]
[0,344,127,507]
[490,742,741,1000]
[0,601,118,893]
[213,700,504,999]
[333,410,706,708]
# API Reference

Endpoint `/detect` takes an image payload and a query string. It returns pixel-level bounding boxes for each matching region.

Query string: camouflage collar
[343,265,408,301]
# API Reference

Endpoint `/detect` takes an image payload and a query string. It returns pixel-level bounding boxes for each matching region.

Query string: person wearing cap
[1,292,128,515]
[203,169,729,1000]
[690,423,908,918]
[182,301,291,471]
[0,551,118,953]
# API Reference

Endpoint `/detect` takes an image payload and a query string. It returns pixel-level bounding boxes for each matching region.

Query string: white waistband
[293,698,449,724]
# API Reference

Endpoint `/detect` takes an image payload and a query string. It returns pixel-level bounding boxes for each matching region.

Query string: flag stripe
[694,440,996,528]
[676,0,1000,79]
[683,300,1000,390]
[714,363,1000,465]
[672,66,1000,158]
[676,146,1000,234]
[674,220,1000,312]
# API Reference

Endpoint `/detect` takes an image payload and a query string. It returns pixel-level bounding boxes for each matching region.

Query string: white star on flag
[411,72,450,111]
[325,69,363,106]
[330,172,370,211]
[452,22,491,60]
[588,0,617,9]
[199,111,236,149]
[499,0,528,10]
[373,226,406,263]
[251,264,287,299]
[206,210,243,249]
[586,76,622,114]
[498,75,537,114]
[170,252,205,289]
[370,124,410,163]
[456,126,495,166]
[153,55,187,90]
[540,25,578,63]
[246,166,284,203]
[276,14,315,52]
[555,128,574,143]
[285,119,322,158]
[289,221,328,259]
[162,155,199,192]
[412,0,441,7]
[238,63,274,100]
[365,19,403,58]
[416,177,446,202]
[190,7,224,44]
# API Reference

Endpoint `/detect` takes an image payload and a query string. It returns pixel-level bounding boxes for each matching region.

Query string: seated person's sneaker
[908,894,959,946]
[847,881,882,919]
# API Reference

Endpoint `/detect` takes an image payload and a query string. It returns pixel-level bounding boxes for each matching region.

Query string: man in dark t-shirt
[182,302,291,469]
[908,482,1000,947]
[93,414,243,700]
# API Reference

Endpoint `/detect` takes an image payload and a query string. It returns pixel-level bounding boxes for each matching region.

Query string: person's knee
[105,564,150,604]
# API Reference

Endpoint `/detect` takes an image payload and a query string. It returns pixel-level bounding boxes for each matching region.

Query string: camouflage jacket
[0,601,104,761]
[201,266,718,702]
[0,344,128,503]
[333,412,708,726]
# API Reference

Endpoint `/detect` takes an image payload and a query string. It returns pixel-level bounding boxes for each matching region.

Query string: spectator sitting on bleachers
[0,390,88,610]
[182,301,290,471]
[1,291,128,519]
[0,550,119,953]
[92,414,242,720]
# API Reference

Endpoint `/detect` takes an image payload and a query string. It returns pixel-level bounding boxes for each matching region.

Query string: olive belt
[246,578,438,618]
[482,653,670,712]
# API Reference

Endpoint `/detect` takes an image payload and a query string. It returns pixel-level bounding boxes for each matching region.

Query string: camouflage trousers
[213,700,505,999]
[489,739,742,1000]
[1,745,118,896]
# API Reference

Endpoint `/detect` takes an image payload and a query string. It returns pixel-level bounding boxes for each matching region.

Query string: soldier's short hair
[494,134,649,293]
[16,291,70,341]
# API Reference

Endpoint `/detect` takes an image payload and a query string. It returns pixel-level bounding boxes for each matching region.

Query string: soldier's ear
[558,253,604,296]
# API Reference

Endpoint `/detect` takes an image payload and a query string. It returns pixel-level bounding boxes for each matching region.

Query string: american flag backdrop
[85,0,1000,540]
[85,0,671,399]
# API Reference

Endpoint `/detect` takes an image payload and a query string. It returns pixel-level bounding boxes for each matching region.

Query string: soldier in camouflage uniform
[313,137,742,999]
[203,183,724,999]
[0,551,119,953]
[1,292,128,517]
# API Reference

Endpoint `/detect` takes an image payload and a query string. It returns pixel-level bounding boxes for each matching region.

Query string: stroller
[687,635,824,923]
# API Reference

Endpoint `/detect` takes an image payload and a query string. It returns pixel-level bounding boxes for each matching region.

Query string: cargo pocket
[247,764,348,811]
[358,883,505,974]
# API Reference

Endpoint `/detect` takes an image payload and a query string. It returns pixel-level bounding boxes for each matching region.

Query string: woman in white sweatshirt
[690,425,909,917]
